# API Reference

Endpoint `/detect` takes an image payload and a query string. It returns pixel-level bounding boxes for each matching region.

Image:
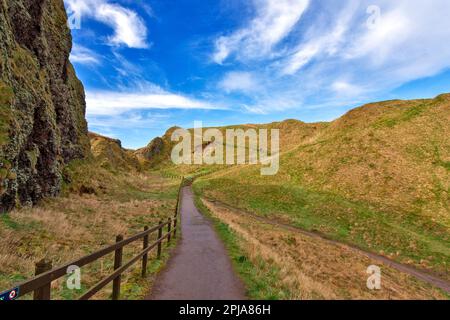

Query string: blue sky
[65,0,450,149]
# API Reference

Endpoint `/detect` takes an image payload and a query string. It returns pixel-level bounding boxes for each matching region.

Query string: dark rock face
[134,127,182,166]
[0,0,89,211]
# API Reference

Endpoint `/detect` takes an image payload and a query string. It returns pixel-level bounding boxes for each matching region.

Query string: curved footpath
[146,186,246,300]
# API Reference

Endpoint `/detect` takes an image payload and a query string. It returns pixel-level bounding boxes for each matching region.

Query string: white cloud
[345,0,450,83]
[85,90,220,116]
[219,72,259,93]
[214,0,450,114]
[283,0,450,83]
[331,80,366,98]
[70,44,101,65]
[281,43,320,75]
[241,104,269,115]
[88,111,168,129]
[213,0,310,63]
[65,0,148,48]
[281,1,358,75]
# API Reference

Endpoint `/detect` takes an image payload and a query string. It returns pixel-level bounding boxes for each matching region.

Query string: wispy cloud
[218,72,260,93]
[65,0,148,48]
[85,89,221,116]
[70,44,101,65]
[331,80,367,98]
[88,111,168,129]
[213,0,310,64]
[280,1,358,75]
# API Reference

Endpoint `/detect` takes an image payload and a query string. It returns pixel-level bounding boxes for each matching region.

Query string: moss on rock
[0,81,13,146]
[0,0,90,211]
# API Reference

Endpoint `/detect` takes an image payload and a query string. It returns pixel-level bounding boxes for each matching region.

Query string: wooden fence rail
[1,177,185,301]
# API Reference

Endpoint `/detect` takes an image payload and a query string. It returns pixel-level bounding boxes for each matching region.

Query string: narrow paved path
[146,186,246,300]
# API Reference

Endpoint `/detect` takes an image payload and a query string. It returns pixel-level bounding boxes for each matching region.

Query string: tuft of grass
[373,102,428,129]
[0,214,20,230]
[439,161,450,171]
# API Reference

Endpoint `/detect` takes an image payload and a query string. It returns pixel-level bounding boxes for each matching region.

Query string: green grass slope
[193,94,450,278]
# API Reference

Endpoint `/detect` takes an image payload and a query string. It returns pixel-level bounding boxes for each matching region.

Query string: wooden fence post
[157,221,163,259]
[33,260,52,300]
[167,218,172,244]
[112,235,123,300]
[173,216,178,239]
[142,226,149,277]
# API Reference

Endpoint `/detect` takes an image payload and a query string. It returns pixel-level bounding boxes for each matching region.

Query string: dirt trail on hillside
[146,187,246,300]
[205,198,450,295]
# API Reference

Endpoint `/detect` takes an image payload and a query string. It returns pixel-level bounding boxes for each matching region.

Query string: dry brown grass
[202,199,447,300]
[0,160,180,299]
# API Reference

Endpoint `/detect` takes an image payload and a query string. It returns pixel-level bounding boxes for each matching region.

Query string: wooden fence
[1,178,185,301]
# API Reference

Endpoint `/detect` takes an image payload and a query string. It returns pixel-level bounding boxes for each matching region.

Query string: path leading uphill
[146,186,246,300]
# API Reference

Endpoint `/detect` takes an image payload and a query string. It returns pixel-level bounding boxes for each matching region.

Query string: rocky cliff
[0,0,89,211]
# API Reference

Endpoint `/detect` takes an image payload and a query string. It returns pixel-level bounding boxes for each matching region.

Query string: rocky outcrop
[0,0,89,211]
[137,137,164,160]
[134,127,181,166]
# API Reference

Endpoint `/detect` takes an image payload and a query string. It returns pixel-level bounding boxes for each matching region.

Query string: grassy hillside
[193,94,450,279]
[0,133,181,300]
